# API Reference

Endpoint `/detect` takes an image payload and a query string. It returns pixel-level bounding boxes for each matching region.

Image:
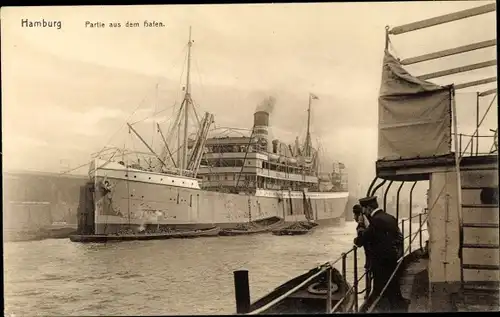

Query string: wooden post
[85,182,95,234]
[326,267,333,313]
[76,184,86,234]
[233,270,251,314]
[353,248,359,312]
[476,92,480,155]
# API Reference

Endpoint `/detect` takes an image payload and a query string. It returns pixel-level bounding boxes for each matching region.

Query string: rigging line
[162,101,180,143]
[177,47,189,99]
[190,98,202,125]
[152,84,159,148]
[158,43,188,85]
[194,53,206,101]
[58,98,148,176]
[59,161,92,175]
[166,101,185,146]
[189,98,202,128]
[129,102,179,125]
[129,132,141,163]
[157,43,189,104]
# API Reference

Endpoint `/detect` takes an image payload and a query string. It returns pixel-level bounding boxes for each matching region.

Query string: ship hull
[89,160,349,234]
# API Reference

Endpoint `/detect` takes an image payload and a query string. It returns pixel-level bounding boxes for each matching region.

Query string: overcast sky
[1,1,497,199]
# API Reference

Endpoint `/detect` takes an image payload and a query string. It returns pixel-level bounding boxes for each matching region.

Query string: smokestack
[253,96,276,152]
[253,111,269,127]
[252,97,276,152]
[253,111,270,152]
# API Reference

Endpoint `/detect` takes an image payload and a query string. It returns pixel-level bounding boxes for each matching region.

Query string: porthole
[134,176,137,178]
[149,177,151,180]
[480,187,499,205]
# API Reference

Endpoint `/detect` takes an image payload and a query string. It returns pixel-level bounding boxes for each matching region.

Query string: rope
[330,271,368,313]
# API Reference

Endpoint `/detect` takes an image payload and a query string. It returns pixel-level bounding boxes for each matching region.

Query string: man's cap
[359,196,378,207]
[352,204,362,214]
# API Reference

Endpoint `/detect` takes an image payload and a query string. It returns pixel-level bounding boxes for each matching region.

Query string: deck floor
[400,256,429,312]
[400,256,499,312]
[455,287,499,312]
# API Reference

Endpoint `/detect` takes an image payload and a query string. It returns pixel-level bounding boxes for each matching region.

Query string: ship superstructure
[196,98,347,195]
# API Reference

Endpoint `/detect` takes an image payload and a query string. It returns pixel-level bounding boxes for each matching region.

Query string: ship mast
[180,26,193,175]
[305,93,313,157]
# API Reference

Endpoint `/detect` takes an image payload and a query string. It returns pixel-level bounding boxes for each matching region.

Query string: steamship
[79,28,349,235]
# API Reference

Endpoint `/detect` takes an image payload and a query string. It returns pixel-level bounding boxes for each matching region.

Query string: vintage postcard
[1,2,497,316]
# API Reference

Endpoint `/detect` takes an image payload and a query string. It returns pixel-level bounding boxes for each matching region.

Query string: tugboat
[229,3,498,314]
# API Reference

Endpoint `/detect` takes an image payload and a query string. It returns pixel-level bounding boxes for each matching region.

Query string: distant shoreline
[4,170,88,178]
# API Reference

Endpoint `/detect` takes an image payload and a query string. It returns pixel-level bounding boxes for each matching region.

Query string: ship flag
[310,93,319,100]
[378,50,453,160]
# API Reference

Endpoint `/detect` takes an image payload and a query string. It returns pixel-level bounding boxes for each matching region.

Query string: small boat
[69,226,220,243]
[171,227,222,238]
[219,227,270,236]
[42,222,78,239]
[272,228,311,236]
[219,219,284,236]
[239,264,355,314]
[271,221,318,236]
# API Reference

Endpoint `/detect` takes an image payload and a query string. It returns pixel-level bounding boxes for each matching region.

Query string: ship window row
[200,159,247,167]
[199,158,315,176]
[262,161,314,175]
[204,174,256,181]
[205,144,255,153]
[201,174,317,191]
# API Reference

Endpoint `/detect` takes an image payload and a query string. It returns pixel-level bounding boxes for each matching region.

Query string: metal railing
[327,210,429,313]
[365,212,429,313]
[454,132,498,157]
[90,146,197,177]
[245,255,347,315]
[240,208,429,314]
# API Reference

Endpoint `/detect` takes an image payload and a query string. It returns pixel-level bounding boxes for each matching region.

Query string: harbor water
[4,221,427,316]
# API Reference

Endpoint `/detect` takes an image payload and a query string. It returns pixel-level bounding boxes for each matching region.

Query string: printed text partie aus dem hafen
[85,21,165,28]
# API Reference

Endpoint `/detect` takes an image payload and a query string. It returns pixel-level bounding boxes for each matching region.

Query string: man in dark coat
[353,204,373,271]
[353,196,408,312]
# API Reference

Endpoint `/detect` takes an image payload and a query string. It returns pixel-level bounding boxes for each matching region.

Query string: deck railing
[327,210,429,313]
[240,209,429,315]
[90,146,197,177]
[455,133,498,157]
[456,91,498,157]
[452,92,498,158]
